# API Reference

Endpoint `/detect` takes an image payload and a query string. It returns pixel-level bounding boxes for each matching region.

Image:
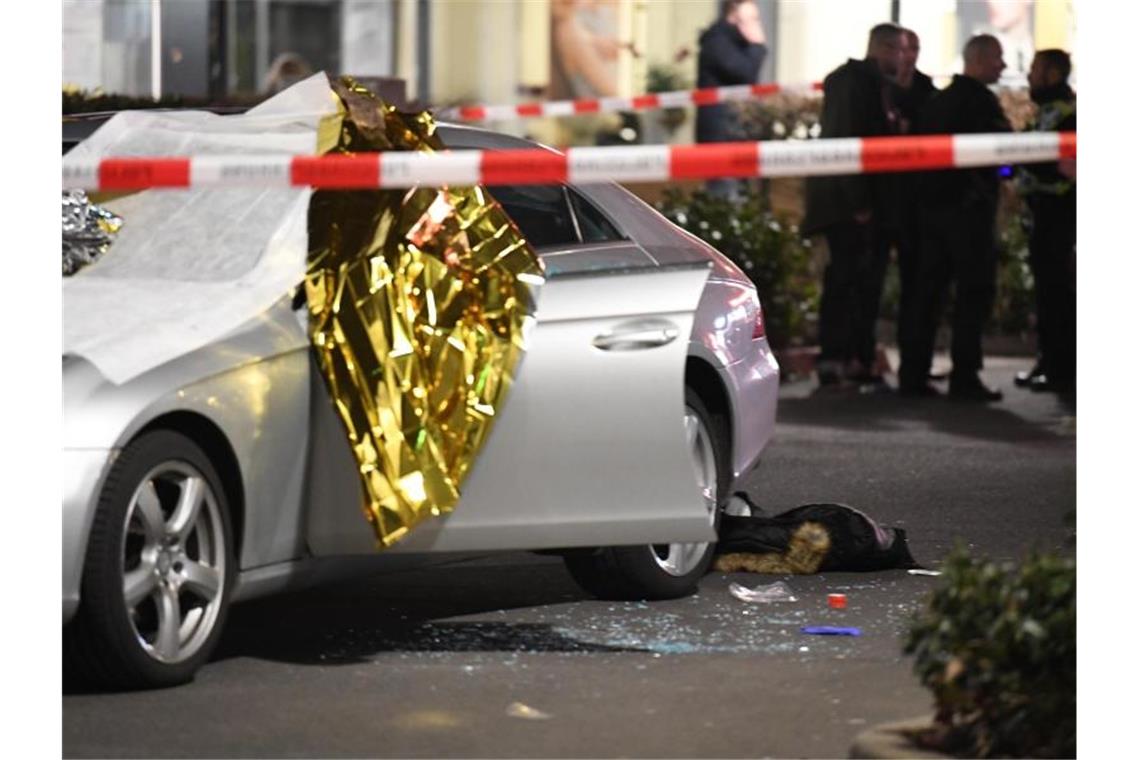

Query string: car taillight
[752,305,766,339]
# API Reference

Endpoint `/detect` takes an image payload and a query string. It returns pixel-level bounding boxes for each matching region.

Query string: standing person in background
[695,0,767,200]
[890,28,938,384]
[897,34,1012,401]
[802,23,904,390]
[1015,49,1076,394]
[893,29,936,135]
[263,53,312,95]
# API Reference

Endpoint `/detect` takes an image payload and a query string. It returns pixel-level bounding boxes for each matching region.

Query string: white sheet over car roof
[62,73,335,384]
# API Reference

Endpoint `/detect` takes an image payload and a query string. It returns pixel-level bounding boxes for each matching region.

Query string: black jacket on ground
[695,20,766,144]
[917,74,1012,208]
[802,58,894,236]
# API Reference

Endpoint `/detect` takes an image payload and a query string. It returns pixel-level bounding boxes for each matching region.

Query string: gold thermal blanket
[305,78,544,547]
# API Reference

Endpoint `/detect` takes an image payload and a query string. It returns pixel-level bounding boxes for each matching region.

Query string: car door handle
[592,319,680,351]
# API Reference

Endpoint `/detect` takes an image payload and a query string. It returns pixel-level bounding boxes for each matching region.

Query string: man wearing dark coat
[1015,49,1076,393]
[892,30,937,136]
[802,23,905,388]
[889,28,938,381]
[897,34,1012,401]
[695,0,767,199]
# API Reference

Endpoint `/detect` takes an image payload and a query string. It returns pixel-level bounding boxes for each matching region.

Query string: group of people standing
[803,24,1076,401]
[694,1,1077,402]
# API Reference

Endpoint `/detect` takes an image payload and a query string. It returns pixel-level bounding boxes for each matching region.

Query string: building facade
[64,1,1077,121]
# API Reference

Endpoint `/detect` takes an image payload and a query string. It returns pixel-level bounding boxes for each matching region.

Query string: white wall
[430,0,519,105]
[643,0,717,86]
[518,0,550,89]
[899,0,958,80]
[62,0,104,90]
[342,0,395,77]
[776,0,892,83]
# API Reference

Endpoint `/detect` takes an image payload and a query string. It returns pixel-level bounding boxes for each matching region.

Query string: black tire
[64,430,235,690]
[564,389,730,600]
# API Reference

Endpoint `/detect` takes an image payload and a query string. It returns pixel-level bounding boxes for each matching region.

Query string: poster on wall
[957,0,1036,76]
[549,0,623,99]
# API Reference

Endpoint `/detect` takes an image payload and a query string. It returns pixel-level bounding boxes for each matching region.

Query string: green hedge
[656,185,818,349]
[63,86,261,115]
[904,546,1076,757]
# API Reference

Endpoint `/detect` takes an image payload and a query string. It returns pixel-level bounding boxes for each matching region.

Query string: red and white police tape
[438,78,1032,122]
[437,82,821,121]
[62,131,1076,192]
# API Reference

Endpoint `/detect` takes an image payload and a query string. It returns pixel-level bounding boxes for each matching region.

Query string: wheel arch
[136,412,246,565]
[684,356,733,467]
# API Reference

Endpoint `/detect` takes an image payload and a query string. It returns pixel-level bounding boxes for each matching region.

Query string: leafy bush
[646,62,692,135]
[992,192,1037,336]
[734,92,823,141]
[646,62,692,94]
[656,185,819,349]
[63,85,261,115]
[904,546,1076,758]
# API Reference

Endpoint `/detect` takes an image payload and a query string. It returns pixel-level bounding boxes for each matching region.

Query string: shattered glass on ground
[283,568,931,667]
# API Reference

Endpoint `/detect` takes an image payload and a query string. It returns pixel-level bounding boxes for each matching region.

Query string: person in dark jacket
[893,29,936,134]
[801,23,904,388]
[1015,48,1076,393]
[889,28,938,382]
[695,0,767,199]
[897,34,1012,401]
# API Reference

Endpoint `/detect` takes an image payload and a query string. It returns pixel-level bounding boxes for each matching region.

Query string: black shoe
[858,376,894,395]
[1014,362,1045,388]
[1029,374,1075,394]
[817,370,842,387]
[949,376,1003,402]
[816,360,845,388]
[898,382,942,398]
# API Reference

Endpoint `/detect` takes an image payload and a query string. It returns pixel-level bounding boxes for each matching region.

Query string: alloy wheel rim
[120,461,226,665]
[651,408,718,577]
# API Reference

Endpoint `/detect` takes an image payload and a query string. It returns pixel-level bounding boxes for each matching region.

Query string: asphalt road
[62,356,1076,758]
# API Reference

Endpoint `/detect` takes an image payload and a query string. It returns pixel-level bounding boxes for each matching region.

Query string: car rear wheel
[64,430,234,690]
[563,389,727,600]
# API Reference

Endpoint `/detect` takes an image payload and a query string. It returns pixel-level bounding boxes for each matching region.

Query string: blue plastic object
[801,626,862,636]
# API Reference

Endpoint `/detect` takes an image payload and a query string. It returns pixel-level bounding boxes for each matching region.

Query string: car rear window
[567,187,624,243]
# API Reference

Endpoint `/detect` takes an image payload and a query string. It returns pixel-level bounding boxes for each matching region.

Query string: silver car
[63,122,780,688]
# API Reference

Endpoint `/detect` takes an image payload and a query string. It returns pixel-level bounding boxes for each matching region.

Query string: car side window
[566,188,625,243]
[488,184,578,248]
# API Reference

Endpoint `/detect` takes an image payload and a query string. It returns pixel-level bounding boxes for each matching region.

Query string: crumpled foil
[306,77,545,547]
[62,190,122,276]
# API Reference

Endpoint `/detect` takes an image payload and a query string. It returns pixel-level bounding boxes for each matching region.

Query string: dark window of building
[490,185,578,248]
[224,0,341,98]
[567,188,625,243]
[228,0,258,94]
[269,1,341,78]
